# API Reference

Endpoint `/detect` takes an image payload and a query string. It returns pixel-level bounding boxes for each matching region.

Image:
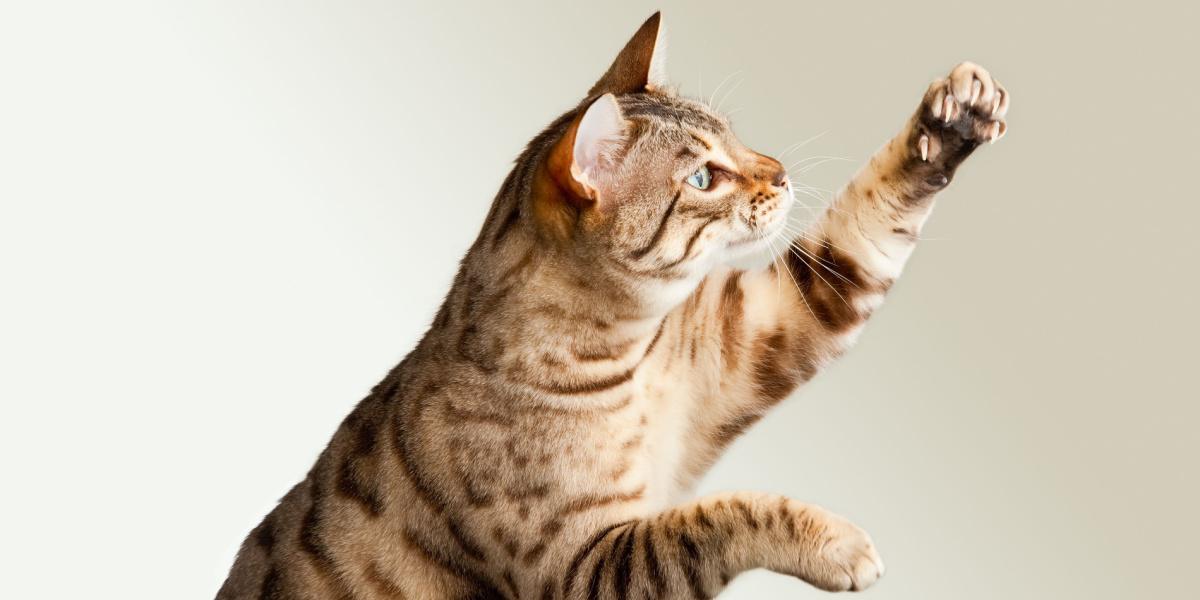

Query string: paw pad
[916,61,1009,164]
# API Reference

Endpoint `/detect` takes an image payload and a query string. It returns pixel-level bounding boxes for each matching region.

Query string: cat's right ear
[588,12,668,97]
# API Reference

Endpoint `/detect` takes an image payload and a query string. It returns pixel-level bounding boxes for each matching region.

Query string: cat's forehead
[617,93,728,138]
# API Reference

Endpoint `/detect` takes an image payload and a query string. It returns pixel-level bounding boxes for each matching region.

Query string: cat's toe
[825,529,885,591]
[944,62,1008,139]
[913,62,1009,166]
[948,62,998,112]
[794,508,885,592]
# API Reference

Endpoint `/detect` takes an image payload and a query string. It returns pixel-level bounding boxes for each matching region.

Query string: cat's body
[218,13,1009,600]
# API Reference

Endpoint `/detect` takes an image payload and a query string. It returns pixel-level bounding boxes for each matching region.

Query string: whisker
[786,238,860,290]
[777,130,829,161]
[787,186,853,219]
[789,182,833,196]
[787,243,857,304]
[779,224,860,264]
[772,187,859,304]
[769,237,818,323]
[761,228,786,306]
[787,156,852,173]
[708,70,742,109]
[788,154,848,165]
[790,187,829,204]
[715,75,745,112]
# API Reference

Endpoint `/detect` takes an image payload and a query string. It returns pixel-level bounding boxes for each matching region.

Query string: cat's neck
[450,236,706,384]
[513,248,696,349]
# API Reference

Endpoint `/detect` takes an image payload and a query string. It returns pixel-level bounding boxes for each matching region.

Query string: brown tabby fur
[217,12,1009,600]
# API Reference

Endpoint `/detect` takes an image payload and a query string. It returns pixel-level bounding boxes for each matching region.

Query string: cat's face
[545,14,791,278]
[592,94,791,273]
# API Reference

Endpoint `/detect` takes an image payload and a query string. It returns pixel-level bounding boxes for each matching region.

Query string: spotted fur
[217,12,1008,600]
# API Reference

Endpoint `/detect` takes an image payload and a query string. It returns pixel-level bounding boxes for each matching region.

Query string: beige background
[2,1,1197,599]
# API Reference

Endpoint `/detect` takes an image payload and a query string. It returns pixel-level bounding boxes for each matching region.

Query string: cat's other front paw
[911,62,1009,177]
[794,506,885,592]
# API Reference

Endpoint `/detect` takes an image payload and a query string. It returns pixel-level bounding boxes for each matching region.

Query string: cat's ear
[545,93,627,207]
[570,93,626,196]
[587,12,668,97]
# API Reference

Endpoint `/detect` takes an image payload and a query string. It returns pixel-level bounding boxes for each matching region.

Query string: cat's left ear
[546,93,627,204]
[570,93,626,198]
[588,12,668,97]
[537,94,627,237]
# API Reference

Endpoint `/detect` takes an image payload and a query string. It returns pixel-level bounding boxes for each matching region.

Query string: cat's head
[534,13,792,278]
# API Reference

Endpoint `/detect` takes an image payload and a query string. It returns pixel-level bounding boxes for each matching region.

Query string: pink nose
[755,154,788,189]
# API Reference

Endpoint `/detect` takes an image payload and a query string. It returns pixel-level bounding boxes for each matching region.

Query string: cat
[217,12,1008,600]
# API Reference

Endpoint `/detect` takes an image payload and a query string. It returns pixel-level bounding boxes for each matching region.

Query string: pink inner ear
[571,93,627,191]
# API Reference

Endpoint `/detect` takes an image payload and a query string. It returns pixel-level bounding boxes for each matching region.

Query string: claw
[971,79,982,105]
[943,95,954,123]
[919,134,929,161]
[988,121,1001,143]
[991,94,1001,115]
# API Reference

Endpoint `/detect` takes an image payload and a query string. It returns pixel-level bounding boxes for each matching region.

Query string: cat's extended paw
[912,62,1009,172]
[794,507,885,592]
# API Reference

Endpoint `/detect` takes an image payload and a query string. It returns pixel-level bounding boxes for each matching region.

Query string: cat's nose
[756,155,788,189]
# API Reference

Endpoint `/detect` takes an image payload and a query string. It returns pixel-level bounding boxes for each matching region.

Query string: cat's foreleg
[786,62,1010,339]
[559,492,882,598]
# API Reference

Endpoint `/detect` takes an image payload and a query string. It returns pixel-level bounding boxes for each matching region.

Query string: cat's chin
[720,222,788,267]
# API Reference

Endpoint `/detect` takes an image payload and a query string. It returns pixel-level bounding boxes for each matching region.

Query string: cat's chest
[532,378,694,508]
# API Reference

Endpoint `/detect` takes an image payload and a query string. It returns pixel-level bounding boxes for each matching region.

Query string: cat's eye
[686,165,712,190]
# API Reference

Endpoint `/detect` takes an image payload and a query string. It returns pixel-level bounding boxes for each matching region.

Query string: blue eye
[686,165,712,190]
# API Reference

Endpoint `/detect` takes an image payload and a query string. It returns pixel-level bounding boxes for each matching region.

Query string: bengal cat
[217,12,1009,600]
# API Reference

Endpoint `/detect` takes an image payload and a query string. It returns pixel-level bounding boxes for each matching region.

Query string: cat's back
[217,311,672,600]
[216,352,472,599]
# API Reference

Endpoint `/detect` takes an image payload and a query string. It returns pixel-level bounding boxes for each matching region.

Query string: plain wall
[2,1,1197,598]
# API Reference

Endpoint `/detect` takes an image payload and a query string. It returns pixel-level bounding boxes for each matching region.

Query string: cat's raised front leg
[674,63,1010,474]
[791,61,1010,337]
[559,492,883,598]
